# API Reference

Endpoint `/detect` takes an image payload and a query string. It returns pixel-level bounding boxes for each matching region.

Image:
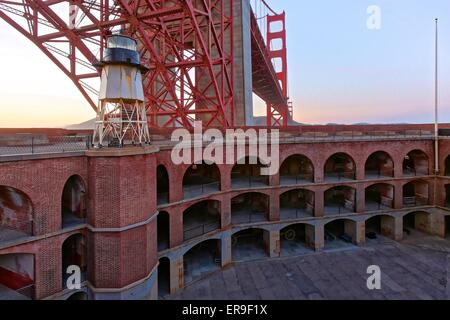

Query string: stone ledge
[0,152,85,163]
[85,145,159,157]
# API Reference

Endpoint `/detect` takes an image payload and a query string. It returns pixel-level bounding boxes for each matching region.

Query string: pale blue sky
[271,0,450,124]
[0,0,449,127]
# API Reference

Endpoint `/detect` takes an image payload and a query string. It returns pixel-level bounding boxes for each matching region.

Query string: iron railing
[231,175,269,188]
[280,207,314,220]
[365,169,394,179]
[403,196,429,207]
[0,129,436,157]
[183,182,221,200]
[0,221,33,243]
[0,135,91,156]
[324,171,356,181]
[324,203,355,215]
[183,222,220,241]
[280,173,314,185]
[231,210,268,225]
[403,167,429,177]
[365,201,393,211]
[281,130,434,143]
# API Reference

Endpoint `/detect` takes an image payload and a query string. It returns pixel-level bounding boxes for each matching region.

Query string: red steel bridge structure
[0,0,291,128]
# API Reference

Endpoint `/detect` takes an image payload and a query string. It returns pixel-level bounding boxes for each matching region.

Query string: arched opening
[157,211,170,252]
[365,151,394,179]
[324,186,356,215]
[0,186,33,243]
[445,216,450,239]
[158,257,170,298]
[445,185,450,208]
[403,150,429,176]
[232,229,270,261]
[280,189,314,220]
[61,175,87,228]
[280,224,315,256]
[365,184,394,211]
[157,165,169,205]
[183,162,220,199]
[403,211,431,237]
[445,156,450,176]
[231,156,269,188]
[444,156,450,177]
[231,192,269,224]
[324,219,357,249]
[279,155,314,185]
[0,253,34,300]
[67,291,88,300]
[403,181,429,207]
[365,215,396,241]
[184,240,221,284]
[62,234,87,288]
[183,200,221,241]
[324,153,356,182]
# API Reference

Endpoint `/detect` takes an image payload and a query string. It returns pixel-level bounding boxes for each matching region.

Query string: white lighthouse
[93,35,150,147]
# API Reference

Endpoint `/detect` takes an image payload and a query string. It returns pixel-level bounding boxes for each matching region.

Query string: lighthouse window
[107,35,137,51]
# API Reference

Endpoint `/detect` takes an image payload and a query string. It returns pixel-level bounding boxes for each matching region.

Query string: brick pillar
[221,234,233,267]
[356,184,365,213]
[269,191,280,221]
[315,164,324,183]
[435,179,446,207]
[394,157,403,178]
[394,183,403,209]
[169,207,183,248]
[355,221,366,246]
[310,224,324,251]
[170,256,184,294]
[221,194,232,229]
[305,224,322,251]
[356,163,365,180]
[169,167,184,203]
[86,147,159,299]
[393,216,403,241]
[221,166,232,192]
[35,238,61,299]
[314,189,324,217]
[266,230,280,258]
[428,180,436,206]
[269,172,280,187]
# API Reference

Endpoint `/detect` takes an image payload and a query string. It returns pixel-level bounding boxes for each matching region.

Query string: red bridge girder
[0,0,290,129]
[249,8,290,127]
[0,0,234,129]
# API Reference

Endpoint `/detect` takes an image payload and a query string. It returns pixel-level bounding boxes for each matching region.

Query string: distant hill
[252,116,304,126]
[66,116,304,129]
[66,117,412,129]
[66,118,95,130]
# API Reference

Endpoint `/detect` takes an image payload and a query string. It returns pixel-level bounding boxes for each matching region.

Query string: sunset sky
[0,0,449,127]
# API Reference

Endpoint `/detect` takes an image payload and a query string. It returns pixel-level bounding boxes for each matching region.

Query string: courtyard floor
[169,233,450,300]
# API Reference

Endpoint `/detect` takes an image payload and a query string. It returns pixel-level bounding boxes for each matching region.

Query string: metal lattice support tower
[0,0,234,129]
[93,100,150,146]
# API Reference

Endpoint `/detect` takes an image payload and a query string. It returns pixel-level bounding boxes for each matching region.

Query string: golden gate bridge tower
[0,0,291,129]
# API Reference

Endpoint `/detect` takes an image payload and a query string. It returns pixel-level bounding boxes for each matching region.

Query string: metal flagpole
[434,18,439,174]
